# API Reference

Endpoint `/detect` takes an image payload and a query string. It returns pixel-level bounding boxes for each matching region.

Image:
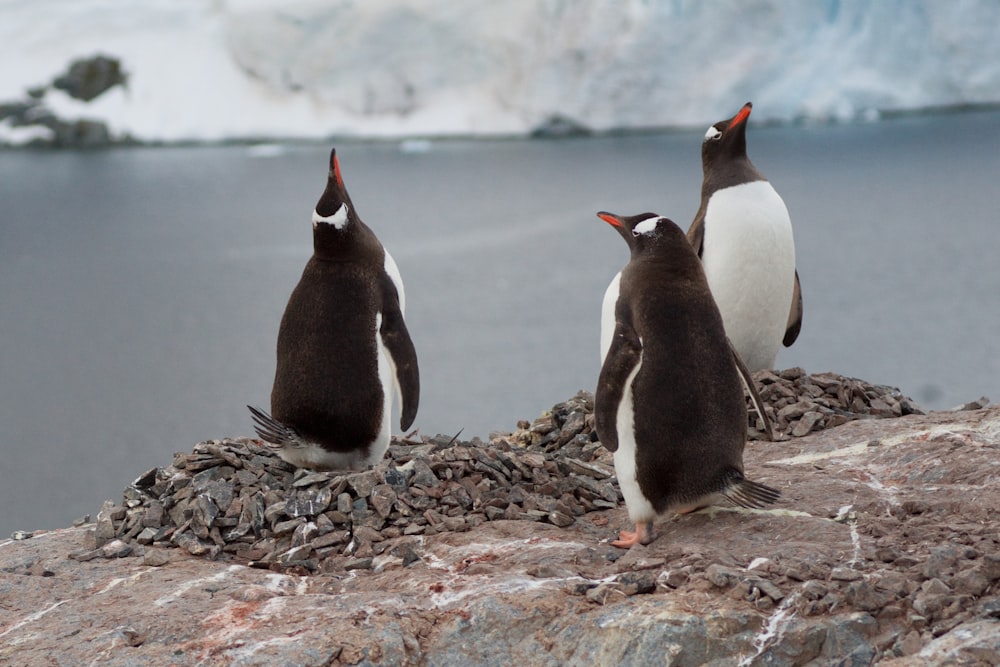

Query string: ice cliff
[2,0,1000,144]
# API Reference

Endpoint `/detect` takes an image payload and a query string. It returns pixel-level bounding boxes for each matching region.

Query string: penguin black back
[596,211,779,547]
[601,213,747,507]
[251,148,419,469]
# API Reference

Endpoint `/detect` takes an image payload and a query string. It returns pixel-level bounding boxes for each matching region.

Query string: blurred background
[2,0,999,536]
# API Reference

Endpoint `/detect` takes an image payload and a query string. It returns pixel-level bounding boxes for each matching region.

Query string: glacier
[2,0,1000,144]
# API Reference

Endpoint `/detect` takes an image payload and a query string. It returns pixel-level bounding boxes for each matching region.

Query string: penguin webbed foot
[611,521,655,548]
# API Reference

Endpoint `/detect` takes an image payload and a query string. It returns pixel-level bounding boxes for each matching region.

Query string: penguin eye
[631,229,640,237]
[704,126,722,141]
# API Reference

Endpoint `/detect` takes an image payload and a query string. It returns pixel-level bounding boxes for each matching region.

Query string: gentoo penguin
[248,147,419,470]
[595,211,780,548]
[687,102,802,372]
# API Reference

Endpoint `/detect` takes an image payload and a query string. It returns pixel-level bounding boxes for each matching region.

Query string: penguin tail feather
[722,476,781,509]
[247,405,300,448]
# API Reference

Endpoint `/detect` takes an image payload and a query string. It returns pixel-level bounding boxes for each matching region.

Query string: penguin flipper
[595,321,642,453]
[379,301,420,431]
[722,472,781,509]
[686,211,706,258]
[729,338,775,441]
[247,405,301,447]
[783,269,803,347]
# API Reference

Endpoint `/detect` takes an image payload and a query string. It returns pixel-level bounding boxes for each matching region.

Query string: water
[2,111,998,537]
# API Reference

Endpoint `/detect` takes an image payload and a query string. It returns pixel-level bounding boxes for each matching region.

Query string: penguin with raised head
[248,147,419,470]
[595,210,780,548]
[687,102,802,372]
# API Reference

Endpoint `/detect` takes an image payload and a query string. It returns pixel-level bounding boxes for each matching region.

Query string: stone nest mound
[84,370,936,572]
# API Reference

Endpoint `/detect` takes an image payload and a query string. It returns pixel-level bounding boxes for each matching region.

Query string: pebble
[143,549,171,567]
[751,369,923,440]
[95,374,919,573]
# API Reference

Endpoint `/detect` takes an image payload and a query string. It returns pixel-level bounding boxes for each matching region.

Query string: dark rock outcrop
[1,54,126,148]
[52,55,127,102]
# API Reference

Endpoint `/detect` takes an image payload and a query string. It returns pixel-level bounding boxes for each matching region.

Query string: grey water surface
[2,110,998,537]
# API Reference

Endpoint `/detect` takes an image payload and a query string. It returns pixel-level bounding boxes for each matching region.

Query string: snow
[3,0,1000,144]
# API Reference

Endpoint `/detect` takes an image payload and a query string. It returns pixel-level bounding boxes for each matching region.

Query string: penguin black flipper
[595,319,642,453]
[378,275,420,431]
[783,270,803,347]
[729,339,775,442]
[686,211,706,259]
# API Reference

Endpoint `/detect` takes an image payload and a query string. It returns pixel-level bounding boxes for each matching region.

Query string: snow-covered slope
[3,0,1000,143]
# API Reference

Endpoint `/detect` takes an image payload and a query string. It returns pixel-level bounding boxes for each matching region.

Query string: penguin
[595,211,780,548]
[248,147,419,470]
[687,102,802,372]
[602,222,774,441]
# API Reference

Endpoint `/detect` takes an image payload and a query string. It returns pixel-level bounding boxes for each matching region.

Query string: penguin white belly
[612,351,657,524]
[600,272,621,362]
[369,310,395,464]
[701,181,796,371]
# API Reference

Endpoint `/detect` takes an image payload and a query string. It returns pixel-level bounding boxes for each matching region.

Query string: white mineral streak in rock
[153,563,244,607]
[422,537,598,608]
[429,575,555,609]
[262,572,308,596]
[739,594,799,667]
[859,472,902,508]
[835,505,863,567]
[0,600,68,640]
[93,571,149,596]
[0,526,90,551]
[770,423,974,466]
[222,635,301,663]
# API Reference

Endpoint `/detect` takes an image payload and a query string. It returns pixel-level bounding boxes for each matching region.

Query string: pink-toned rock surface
[3,406,999,666]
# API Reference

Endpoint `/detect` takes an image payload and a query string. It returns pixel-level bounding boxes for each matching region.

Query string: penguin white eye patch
[704,125,722,141]
[312,202,350,229]
[633,217,661,236]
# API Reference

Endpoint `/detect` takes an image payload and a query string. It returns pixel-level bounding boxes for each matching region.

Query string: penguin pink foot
[612,521,654,548]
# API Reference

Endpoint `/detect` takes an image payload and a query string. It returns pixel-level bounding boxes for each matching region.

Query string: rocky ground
[2,370,999,666]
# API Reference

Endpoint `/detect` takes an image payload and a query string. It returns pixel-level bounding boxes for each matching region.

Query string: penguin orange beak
[332,152,345,189]
[730,102,752,128]
[597,211,623,228]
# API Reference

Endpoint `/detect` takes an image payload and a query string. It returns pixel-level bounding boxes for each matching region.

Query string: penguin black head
[311,148,368,258]
[313,148,356,227]
[702,101,752,169]
[597,211,687,255]
[700,102,767,194]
